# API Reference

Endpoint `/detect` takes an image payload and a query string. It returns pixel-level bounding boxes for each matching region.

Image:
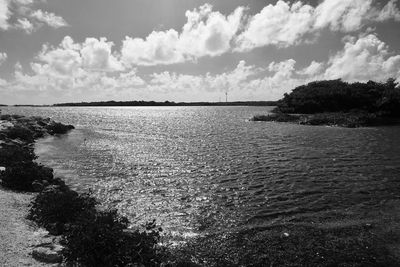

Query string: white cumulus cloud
[121,4,244,66]
[235,1,314,50]
[15,17,34,33]
[297,61,324,76]
[235,0,400,51]
[80,37,123,72]
[324,33,400,81]
[0,52,7,65]
[0,0,10,30]
[30,9,68,28]
[36,36,123,75]
[0,0,68,33]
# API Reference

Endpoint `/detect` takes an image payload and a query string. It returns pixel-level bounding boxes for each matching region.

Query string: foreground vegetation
[252,78,400,127]
[2,113,400,266]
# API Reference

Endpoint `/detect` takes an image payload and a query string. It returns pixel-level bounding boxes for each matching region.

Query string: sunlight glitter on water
[3,106,400,234]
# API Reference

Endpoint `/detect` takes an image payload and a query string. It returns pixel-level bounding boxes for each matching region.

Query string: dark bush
[0,144,36,166]
[46,122,74,135]
[3,124,35,143]
[62,211,163,266]
[28,185,97,230]
[0,162,54,191]
[275,78,400,116]
[0,114,13,121]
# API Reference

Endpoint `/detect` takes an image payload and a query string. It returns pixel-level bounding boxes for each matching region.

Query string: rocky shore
[0,113,74,265]
[0,112,164,266]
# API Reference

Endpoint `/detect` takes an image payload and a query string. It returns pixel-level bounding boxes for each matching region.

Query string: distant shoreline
[250,112,400,127]
[1,101,278,107]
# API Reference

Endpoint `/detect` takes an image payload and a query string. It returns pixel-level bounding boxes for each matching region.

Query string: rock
[32,245,63,263]
[32,180,44,192]
[282,232,290,237]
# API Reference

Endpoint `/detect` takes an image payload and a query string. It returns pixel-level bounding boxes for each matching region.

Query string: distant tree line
[53,100,277,107]
[274,78,400,116]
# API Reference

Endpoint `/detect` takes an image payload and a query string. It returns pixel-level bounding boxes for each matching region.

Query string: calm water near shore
[2,106,400,234]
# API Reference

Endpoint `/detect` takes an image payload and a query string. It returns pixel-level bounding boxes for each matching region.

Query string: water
[2,106,400,234]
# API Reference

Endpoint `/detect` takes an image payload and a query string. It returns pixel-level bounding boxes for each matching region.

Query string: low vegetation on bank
[252,78,400,127]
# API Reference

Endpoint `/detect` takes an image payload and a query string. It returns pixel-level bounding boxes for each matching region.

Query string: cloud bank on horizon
[0,0,400,104]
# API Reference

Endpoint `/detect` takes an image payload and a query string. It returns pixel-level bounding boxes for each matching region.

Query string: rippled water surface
[3,106,400,233]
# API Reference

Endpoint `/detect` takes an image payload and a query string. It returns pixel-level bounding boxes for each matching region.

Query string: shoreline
[250,112,400,128]
[0,113,164,266]
[2,112,400,266]
[0,113,75,265]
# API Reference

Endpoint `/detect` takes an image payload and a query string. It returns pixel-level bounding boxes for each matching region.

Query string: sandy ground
[0,187,58,267]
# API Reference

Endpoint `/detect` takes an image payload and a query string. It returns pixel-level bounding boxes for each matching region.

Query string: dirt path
[0,187,57,267]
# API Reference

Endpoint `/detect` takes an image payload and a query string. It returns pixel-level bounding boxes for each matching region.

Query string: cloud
[149,60,258,94]
[30,9,68,28]
[179,4,244,58]
[121,4,244,66]
[235,1,314,50]
[121,29,183,66]
[235,0,400,51]
[2,29,400,104]
[36,36,123,75]
[80,38,124,71]
[0,52,7,65]
[313,0,373,32]
[324,33,400,81]
[0,36,132,101]
[15,17,33,33]
[0,0,68,32]
[36,37,82,76]
[376,0,400,21]
[297,61,324,76]
[0,0,10,30]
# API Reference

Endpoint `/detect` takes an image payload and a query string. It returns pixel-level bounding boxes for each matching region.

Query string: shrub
[3,124,35,143]
[274,79,400,116]
[0,144,36,166]
[0,162,54,191]
[28,185,97,231]
[62,211,163,266]
[46,122,74,135]
[0,114,12,121]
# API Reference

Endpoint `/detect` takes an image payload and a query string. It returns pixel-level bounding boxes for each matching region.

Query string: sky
[0,0,400,105]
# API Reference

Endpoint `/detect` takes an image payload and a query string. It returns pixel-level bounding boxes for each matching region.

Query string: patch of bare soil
[0,187,59,266]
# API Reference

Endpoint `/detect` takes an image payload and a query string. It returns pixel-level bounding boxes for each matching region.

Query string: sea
[2,106,400,236]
